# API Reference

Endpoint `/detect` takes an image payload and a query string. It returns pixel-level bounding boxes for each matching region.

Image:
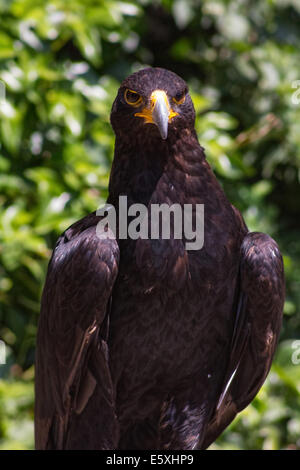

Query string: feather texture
[35,68,285,450]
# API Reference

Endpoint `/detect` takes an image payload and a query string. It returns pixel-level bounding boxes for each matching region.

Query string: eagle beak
[135,90,178,140]
[151,90,170,140]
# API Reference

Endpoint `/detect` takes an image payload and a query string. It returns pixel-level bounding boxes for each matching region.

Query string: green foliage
[0,0,299,450]
[0,375,34,449]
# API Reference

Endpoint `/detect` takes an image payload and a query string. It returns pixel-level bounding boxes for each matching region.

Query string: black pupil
[127,91,139,102]
[175,91,184,102]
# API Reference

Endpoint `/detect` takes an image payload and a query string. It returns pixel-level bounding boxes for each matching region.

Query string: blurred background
[0,0,300,450]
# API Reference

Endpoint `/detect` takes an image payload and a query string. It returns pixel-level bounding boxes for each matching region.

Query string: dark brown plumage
[35,67,285,450]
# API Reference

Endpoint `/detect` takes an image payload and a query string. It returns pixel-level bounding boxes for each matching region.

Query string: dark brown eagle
[35,67,285,450]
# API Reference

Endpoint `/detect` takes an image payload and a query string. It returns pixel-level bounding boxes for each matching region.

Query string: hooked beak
[134,90,178,140]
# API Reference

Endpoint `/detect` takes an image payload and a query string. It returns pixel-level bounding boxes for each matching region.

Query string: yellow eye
[173,91,186,105]
[124,89,143,107]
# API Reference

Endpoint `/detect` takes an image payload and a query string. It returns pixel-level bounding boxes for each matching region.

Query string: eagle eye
[173,90,186,105]
[124,89,143,107]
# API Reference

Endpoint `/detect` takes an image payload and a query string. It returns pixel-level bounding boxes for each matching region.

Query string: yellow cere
[134,89,178,124]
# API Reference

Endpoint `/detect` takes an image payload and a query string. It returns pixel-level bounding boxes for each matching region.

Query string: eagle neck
[107,128,206,207]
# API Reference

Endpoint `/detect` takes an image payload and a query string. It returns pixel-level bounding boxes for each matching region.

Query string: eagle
[35,67,285,450]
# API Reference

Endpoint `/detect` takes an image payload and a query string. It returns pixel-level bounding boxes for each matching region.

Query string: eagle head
[110,67,196,141]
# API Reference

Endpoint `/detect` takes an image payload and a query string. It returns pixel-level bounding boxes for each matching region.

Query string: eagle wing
[203,231,285,449]
[35,213,119,449]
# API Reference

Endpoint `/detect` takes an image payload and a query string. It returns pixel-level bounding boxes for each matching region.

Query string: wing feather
[35,213,119,449]
[203,232,284,448]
